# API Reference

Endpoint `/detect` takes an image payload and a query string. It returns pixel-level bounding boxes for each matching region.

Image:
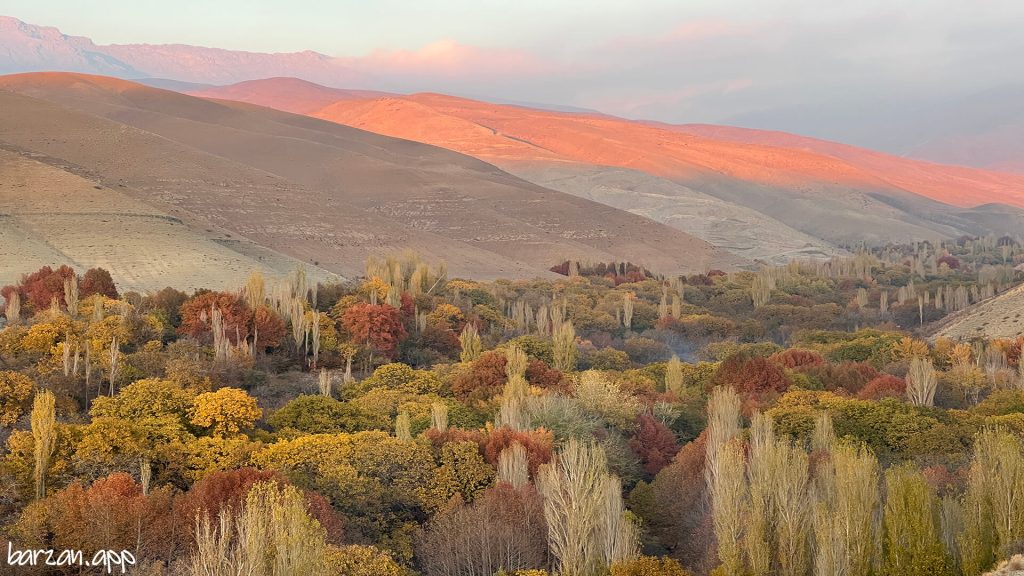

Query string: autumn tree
[174,468,343,548]
[3,289,20,324]
[417,483,549,576]
[857,375,906,401]
[907,357,938,407]
[268,395,383,434]
[629,413,679,475]
[0,371,34,427]
[882,464,954,575]
[768,348,825,370]
[178,291,253,345]
[498,442,530,488]
[813,442,880,576]
[459,323,482,363]
[395,411,412,441]
[422,440,495,512]
[959,428,1024,575]
[12,473,173,564]
[537,438,638,576]
[89,377,195,426]
[31,390,57,500]
[252,431,435,545]
[705,387,741,494]
[760,421,812,576]
[63,274,79,316]
[553,321,578,372]
[252,304,287,349]
[189,481,329,575]
[452,351,509,401]
[575,371,642,430]
[645,434,712,569]
[711,353,790,397]
[709,436,746,576]
[665,355,684,395]
[342,302,407,360]
[326,545,407,576]
[190,387,262,436]
[80,267,118,299]
[3,265,75,312]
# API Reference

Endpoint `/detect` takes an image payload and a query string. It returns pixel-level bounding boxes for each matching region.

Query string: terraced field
[0,149,340,292]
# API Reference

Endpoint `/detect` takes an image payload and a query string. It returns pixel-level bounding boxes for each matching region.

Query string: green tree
[882,464,954,576]
[958,428,1024,575]
[269,395,382,434]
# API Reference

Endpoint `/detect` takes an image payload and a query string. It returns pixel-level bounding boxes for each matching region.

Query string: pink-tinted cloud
[352,39,554,79]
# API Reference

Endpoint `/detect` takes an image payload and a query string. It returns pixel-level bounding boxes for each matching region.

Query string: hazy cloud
[3,0,1022,136]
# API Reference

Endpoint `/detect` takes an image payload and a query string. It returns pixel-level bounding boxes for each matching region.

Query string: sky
[4,0,1024,142]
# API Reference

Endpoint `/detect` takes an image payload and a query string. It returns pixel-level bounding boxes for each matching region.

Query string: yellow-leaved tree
[190,387,262,436]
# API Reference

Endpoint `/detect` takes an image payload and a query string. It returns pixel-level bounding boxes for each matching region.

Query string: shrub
[269,395,385,434]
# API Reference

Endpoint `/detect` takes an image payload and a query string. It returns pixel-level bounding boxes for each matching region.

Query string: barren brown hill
[188,77,392,115]
[289,90,1024,259]
[0,149,338,292]
[934,283,1024,341]
[0,72,742,284]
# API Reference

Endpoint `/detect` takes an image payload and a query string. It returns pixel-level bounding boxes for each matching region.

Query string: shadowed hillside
[0,72,743,288]
[187,79,1024,263]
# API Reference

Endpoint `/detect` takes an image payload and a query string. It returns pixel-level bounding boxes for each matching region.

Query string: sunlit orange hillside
[304,92,1024,209]
[670,123,1024,209]
[188,78,1024,263]
[315,93,891,189]
[189,77,392,115]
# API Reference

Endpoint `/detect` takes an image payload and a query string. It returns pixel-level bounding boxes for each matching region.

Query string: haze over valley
[3,8,1024,576]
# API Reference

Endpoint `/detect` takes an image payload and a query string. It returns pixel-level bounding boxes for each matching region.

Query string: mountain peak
[0,16,362,86]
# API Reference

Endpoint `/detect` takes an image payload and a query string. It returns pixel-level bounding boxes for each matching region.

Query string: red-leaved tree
[173,468,344,546]
[630,413,680,475]
[80,267,119,299]
[27,473,174,563]
[178,291,253,345]
[711,354,790,395]
[769,348,826,370]
[2,265,75,312]
[252,305,287,349]
[341,303,407,359]
[857,374,906,400]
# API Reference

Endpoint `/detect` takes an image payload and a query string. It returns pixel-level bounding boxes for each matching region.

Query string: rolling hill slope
[0,72,743,289]
[934,283,1024,341]
[0,148,337,292]
[190,84,1024,262]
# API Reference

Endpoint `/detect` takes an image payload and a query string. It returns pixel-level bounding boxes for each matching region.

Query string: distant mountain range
[3,15,1023,174]
[0,16,363,86]
[725,86,1024,175]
